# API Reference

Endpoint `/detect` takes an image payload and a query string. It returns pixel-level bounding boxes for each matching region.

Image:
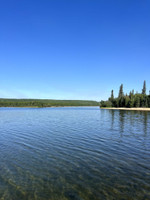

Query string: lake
[0,107,150,200]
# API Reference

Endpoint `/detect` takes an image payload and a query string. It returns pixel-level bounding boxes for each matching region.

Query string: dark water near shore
[0,107,150,200]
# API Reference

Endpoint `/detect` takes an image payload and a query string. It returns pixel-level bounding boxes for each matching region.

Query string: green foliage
[118,84,124,98]
[100,100,112,107]
[111,90,114,99]
[142,80,146,95]
[0,99,99,107]
[100,81,150,108]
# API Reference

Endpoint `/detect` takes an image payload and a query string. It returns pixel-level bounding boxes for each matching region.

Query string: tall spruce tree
[111,90,114,99]
[142,80,146,95]
[118,84,124,98]
[108,90,115,107]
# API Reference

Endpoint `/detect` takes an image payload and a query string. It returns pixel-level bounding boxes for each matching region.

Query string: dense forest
[100,81,150,108]
[0,99,99,107]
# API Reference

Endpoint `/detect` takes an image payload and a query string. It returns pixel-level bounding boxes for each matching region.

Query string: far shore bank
[0,106,99,108]
[100,107,150,111]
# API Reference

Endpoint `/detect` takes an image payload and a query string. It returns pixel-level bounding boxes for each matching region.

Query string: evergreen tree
[111,90,114,99]
[142,80,146,95]
[118,84,124,98]
[127,98,134,108]
[148,96,150,107]
[129,91,132,99]
[109,90,114,100]
[124,96,129,107]
[108,90,115,107]
[134,95,140,107]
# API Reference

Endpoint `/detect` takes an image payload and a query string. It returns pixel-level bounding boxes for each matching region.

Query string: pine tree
[108,90,114,107]
[118,84,124,98]
[134,95,140,107]
[129,91,132,99]
[142,80,146,95]
[111,90,114,99]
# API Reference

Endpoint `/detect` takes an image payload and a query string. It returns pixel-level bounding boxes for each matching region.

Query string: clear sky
[0,0,150,101]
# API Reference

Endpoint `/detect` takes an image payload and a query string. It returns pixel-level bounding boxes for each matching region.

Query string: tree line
[0,99,99,107]
[100,81,150,108]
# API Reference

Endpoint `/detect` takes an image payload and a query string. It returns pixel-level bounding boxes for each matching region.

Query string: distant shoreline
[0,99,99,107]
[100,107,150,111]
[0,106,99,108]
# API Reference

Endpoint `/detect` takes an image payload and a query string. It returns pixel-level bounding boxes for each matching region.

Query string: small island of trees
[100,81,150,108]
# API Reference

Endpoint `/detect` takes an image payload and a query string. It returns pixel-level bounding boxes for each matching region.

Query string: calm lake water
[0,107,150,200]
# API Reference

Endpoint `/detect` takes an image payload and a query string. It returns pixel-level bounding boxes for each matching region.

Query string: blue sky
[0,0,150,101]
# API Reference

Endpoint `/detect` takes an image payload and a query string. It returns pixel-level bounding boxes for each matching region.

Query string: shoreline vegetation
[100,80,150,109]
[0,99,99,108]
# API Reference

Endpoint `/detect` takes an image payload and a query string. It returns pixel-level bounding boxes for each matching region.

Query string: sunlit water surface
[0,107,150,200]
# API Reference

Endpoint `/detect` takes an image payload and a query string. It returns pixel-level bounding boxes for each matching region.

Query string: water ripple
[0,107,150,200]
